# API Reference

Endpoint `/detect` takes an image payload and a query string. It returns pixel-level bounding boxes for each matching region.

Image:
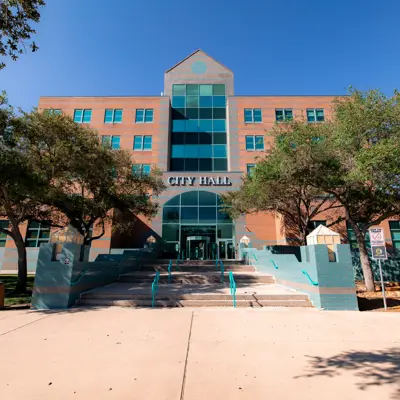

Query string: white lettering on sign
[167,176,231,186]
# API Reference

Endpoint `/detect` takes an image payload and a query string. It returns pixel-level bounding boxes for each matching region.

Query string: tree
[311,89,400,292]
[0,0,46,69]
[0,106,165,292]
[222,123,341,246]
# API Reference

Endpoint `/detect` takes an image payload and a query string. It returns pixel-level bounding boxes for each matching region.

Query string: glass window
[181,191,198,206]
[185,132,199,144]
[102,135,111,148]
[185,145,199,158]
[275,108,293,122]
[246,136,255,151]
[254,109,262,123]
[186,119,198,133]
[307,109,324,123]
[142,164,151,175]
[244,109,253,123]
[172,132,185,144]
[114,109,123,123]
[199,158,212,171]
[82,110,92,123]
[213,108,226,119]
[172,108,185,119]
[173,84,186,95]
[213,132,227,144]
[390,221,400,253]
[200,84,213,96]
[186,108,199,119]
[255,135,264,150]
[199,207,217,223]
[199,96,213,107]
[73,109,83,123]
[135,109,144,123]
[218,225,233,239]
[143,136,152,150]
[173,120,186,132]
[185,158,199,171]
[44,109,62,115]
[181,207,198,223]
[186,84,199,96]
[213,96,226,108]
[199,120,213,132]
[217,207,232,222]
[163,207,180,223]
[247,164,256,175]
[213,158,227,171]
[162,224,180,241]
[111,136,120,150]
[199,132,212,144]
[172,145,185,158]
[199,191,216,206]
[198,145,213,158]
[25,221,50,248]
[0,220,9,247]
[145,109,154,123]
[213,84,226,95]
[186,96,199,108]
[213,144,227,158]
[199,108,213,119]
[244,108,262,123]
[104,109,114,123]
[134,136,143,150]
[213,120,226,132]
[170,158,184,171]
[132,164,151,176]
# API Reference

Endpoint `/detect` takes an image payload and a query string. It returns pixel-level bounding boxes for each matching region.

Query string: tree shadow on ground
[295,348,400,399]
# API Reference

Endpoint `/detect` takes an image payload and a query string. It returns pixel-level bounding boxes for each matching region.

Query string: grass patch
[1,275,35,306]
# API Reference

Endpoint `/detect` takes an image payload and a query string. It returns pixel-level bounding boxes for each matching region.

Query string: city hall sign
[167,176,231,186]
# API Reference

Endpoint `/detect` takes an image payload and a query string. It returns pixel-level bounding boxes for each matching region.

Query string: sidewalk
[0,307,399,399]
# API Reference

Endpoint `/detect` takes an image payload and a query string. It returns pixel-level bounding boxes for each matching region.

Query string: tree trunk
[354,227,375,292]
[14,232,28,294]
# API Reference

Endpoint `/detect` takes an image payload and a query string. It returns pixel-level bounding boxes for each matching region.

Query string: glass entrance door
[218,240,235,260]
[186,236,209,260]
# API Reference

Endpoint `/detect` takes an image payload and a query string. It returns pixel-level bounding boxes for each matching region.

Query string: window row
[171,132,226,145]
[172,119,226,132]
[163,206,231,224]
[170,158,228,172]
[172,96,226,108]
[171,145,227,159]
[244,108,325,123]
[132,164,151,176]
[172,84,226,96]
[72,109,154,124]
[101,135,153,151]
[172,107,226,120]
[245,135,264,151]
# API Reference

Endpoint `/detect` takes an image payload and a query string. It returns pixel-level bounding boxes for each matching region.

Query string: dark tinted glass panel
[170,158,184,171]
[199,191,216,206]
[217,207,232,222]
[172,108,186,119]
[213,96,226,107]
[199,108,213,119]
[173,85,186,95]
[213,132,227,144]
[171,132,185,144]
[185,132,199,144]
[186,84,199,95]
[186,96,199,108]
[199,158,212,171]
[29,221,41,229]
[172,96,185,108]
[162,224,180,241]
[199,207,217,223]
[199,132,212,144]
[185,158,198,171]
[199,96,213,107]
[163,207,180,223]
[217,225,233,239]
[181,207,198,223]
[213,158,227,171]
[181,191,198,206]
[213,108,226,119]
[213,84,226,95]
[165,195,180,206]
[186,108,199,119]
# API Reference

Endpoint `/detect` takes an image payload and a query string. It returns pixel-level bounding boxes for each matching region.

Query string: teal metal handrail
[302,270,319,286]
[151,271,160,307]
[229,271,237,308]
[70,269,88,286]
[220,260,224,283]
[271,260,278,269]
[216,257,219,270]
[168,260,172,284]
[253,254,258,262]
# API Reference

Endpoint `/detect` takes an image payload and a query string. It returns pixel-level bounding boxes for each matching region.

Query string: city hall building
[1,50,399,270]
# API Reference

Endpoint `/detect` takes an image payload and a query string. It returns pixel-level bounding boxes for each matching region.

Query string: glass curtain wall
[170,84,227,172]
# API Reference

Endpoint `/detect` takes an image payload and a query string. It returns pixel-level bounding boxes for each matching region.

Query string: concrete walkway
[0,307,399,400]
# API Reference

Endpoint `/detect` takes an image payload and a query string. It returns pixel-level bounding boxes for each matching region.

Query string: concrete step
[136,265,256,273]
[77,298,312,308]
[118,271,274,284]
[143,259,244,266]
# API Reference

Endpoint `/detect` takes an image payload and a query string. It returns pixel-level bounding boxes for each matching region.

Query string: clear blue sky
[1,0,399,110]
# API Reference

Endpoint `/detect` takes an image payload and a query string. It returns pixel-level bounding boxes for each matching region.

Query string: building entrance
[162,191,235,260]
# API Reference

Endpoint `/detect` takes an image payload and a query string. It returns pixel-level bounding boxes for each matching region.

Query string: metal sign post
[369,227,388,311]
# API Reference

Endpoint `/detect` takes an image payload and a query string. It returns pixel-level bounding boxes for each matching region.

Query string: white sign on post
[368,227,388,310]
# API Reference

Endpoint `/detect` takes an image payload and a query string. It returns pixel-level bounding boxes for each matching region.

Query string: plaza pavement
[0,307,399,400]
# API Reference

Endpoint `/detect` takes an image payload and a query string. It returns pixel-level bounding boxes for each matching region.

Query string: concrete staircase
[77,260,312,308]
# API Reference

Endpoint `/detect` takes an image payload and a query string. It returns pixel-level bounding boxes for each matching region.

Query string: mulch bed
[357,281,400,312]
